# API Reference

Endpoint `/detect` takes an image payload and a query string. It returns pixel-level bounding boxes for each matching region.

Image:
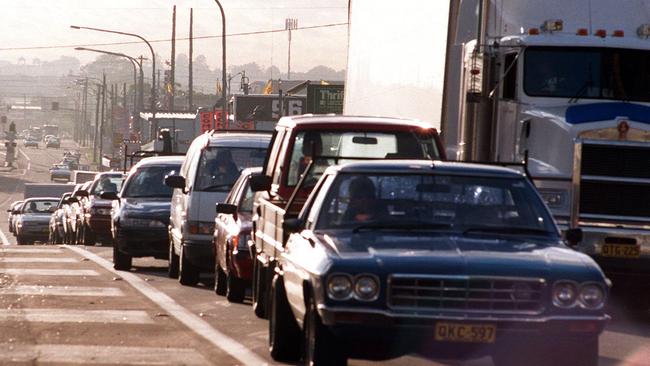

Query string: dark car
[7,200,24,234]
[23,136,39,148]
[49,164,72,182]
[46,136,60,148]
[105,156,184,270]
[49,193,72,244]
[15,198,59,244]
[79,172,126,246]
[268,160,609,366]
[213,167,261,303]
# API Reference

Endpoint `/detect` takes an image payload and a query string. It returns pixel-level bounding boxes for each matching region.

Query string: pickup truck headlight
[579,284,605,309]
[538,188,568,209]
[354,275,380,301]
[552,281,578,308]
[121,218,166,228]
[327,274,353,300]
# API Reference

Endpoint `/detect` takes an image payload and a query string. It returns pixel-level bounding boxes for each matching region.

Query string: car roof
[277,114,436,130]
[326,160,525,178]
[206,132,272,148]
[135,155,185,167]
[24,197,60,202]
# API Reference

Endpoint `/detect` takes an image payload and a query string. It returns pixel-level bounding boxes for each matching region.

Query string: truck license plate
[601,244,640,258]
[434,322,496,343]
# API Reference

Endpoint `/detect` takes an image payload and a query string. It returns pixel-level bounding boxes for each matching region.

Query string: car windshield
[316,173,558,237]
[287,130,441,186]
[524,46,650,101]
[195,147,267,192]
[22,200,58,214]
[122,165,181,198]
[90,175,124,196]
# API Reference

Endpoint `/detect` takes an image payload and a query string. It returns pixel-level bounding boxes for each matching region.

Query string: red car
[213,167,260,303]
[80,172,126,245]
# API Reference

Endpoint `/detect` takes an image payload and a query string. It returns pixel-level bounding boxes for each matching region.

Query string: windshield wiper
[569,64,594,103]
[463,226,551,236]
[352,221,452,233]
[200,184,233,192]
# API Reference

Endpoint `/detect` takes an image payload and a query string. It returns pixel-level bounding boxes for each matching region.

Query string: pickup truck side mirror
[165,175,186,190]
[216,203,238,221]
[99,191,119,200]
[249,174,272,192]
[565,228,583,247]
[283,218,305,234]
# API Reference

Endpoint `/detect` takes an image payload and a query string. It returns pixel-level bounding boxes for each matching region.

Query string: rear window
[122,165,181,198]
[23,200,58,214]
[195,147,267,192]
[90,176,125,196]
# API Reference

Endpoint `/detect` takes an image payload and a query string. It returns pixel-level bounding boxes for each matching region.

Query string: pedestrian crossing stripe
[0,285,124,297]
[0,309,154,324]
[2,269,99,276]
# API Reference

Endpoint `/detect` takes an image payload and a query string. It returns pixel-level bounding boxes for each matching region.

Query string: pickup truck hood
[316,231,602,280]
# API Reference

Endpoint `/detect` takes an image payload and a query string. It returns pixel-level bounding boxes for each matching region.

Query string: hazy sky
[0,0,349,72]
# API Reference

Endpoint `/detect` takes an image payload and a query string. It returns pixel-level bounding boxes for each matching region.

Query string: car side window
[302,175,334,230]
[239,183,255,213]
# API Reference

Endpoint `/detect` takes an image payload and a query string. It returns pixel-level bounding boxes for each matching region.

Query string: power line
[0,22,348,52]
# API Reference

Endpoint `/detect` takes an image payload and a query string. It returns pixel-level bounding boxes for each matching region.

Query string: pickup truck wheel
[214,264,227,296]
[303,294,346,366]
[113,244,132,271]
[269,275,301,361]
[179,245,199,286]
[168,238,179,278]
[252,260,268,318]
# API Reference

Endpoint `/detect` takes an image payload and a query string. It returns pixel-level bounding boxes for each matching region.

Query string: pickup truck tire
[168,236,179,278]
[113,245,132,271]
[214,264,227,296]
[303,293,346,366]
[252,260,268,318]
[269,275,301,361]
[179,245,200,286]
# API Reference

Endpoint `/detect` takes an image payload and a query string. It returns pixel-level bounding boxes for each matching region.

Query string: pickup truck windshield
[195,147,267,192]
[316,173,557,236]
[524,46,650,102]
[287,130,440,186]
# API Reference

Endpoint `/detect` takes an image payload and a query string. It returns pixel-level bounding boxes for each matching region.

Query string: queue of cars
[6,114,610,366]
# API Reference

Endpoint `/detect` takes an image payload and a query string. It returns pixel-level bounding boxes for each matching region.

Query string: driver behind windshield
[341,175,386,224]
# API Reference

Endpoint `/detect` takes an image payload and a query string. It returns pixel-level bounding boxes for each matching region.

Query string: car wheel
[83,225,96,246]
[214,264,227,296]
[226,256,246,303]
[168,236,179,278]
[252,260,268,319]
[269,275,301,362]
[303,293,346,366]
[16,235,25,245]
[113,243,132,271]
[178,244,199,286]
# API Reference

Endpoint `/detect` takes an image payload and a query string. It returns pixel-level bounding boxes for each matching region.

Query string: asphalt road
[0,140,649,366]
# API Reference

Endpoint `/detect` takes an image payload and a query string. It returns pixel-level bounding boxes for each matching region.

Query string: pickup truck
[249,115,445,318]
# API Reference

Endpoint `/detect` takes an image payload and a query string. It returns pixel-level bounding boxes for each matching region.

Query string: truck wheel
[113,244,132,271]
[269,275,301,362]
[168,237,179,278]
[214,264,227,296]
[179,245,199,286]
[303,293,346,366]
[252,260,268,318]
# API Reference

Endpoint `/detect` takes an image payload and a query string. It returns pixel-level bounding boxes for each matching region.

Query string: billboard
[306,84,344,114]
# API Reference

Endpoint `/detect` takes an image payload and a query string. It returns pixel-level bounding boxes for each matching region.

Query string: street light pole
[213,1,227,129]
[70,25,156,138]
[285,18,298,80]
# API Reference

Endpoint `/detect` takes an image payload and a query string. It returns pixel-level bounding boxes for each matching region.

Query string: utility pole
[93,84,101,164]
[189,8,194,111]
[82,78,88,146]
[170,5,176,112]
[285,18,298,80]
[99,73,106,169]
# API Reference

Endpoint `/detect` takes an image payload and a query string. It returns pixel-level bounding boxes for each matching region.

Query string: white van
[165,131,271,285]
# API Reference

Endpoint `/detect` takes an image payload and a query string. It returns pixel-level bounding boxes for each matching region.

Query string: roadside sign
[306,84,344,114]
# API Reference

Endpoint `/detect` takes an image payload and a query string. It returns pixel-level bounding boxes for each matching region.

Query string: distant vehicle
[24,183,73,200]
[42,124,59,138]
[15,198,59,245]
[23,137,39,148]
[79,172,126,246]
[49,193,71,244]
[105,156,184,270]
[45,136,60,148]
[213,167,261,303]
[70,170,98,184]
[6,200,24,234]
[165,131,272,286]
[64,181,92,245]
[49,164,71,182]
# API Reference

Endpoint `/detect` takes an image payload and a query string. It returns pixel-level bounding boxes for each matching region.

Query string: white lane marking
[0,285,124,297]
[0,257,78,263]
[0,309,153,324]
[0,248,63,253]
[0,228,9,246]
[18,147,31,171]
[0,344,211,365]
[65,245,268,366]
[3,269,99,276]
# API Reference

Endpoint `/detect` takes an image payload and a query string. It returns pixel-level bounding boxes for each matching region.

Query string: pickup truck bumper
[116,227,168,259]
[183,239,215,271]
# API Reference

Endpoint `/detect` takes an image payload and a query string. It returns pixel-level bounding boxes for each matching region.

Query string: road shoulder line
[63,245,268,366]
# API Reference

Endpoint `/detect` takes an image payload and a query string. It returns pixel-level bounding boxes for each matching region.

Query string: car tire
[214,264,227,296]
[269,275,301,362]
[303,293,346,366]
[113,243,132,271]
[168,237,179,278]
[226,271,246,303]
[16,235,25,245]
[83,225,95,246]
[179,244,199,286]
[252,260,268,319]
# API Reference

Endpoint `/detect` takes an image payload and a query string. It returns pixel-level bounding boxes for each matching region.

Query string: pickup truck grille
[579,143,650,219]
[388,275,545,314]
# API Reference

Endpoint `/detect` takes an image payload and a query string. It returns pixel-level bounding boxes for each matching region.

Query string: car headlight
[327,274,353,300]
[579,284,605,309]
[188,221,214,234]
[354,275,380,301]
[538,189,568,209]
[552,281,578,308]
[121,218,166,228]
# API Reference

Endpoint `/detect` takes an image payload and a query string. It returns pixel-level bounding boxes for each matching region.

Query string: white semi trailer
[345,0,650,299]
